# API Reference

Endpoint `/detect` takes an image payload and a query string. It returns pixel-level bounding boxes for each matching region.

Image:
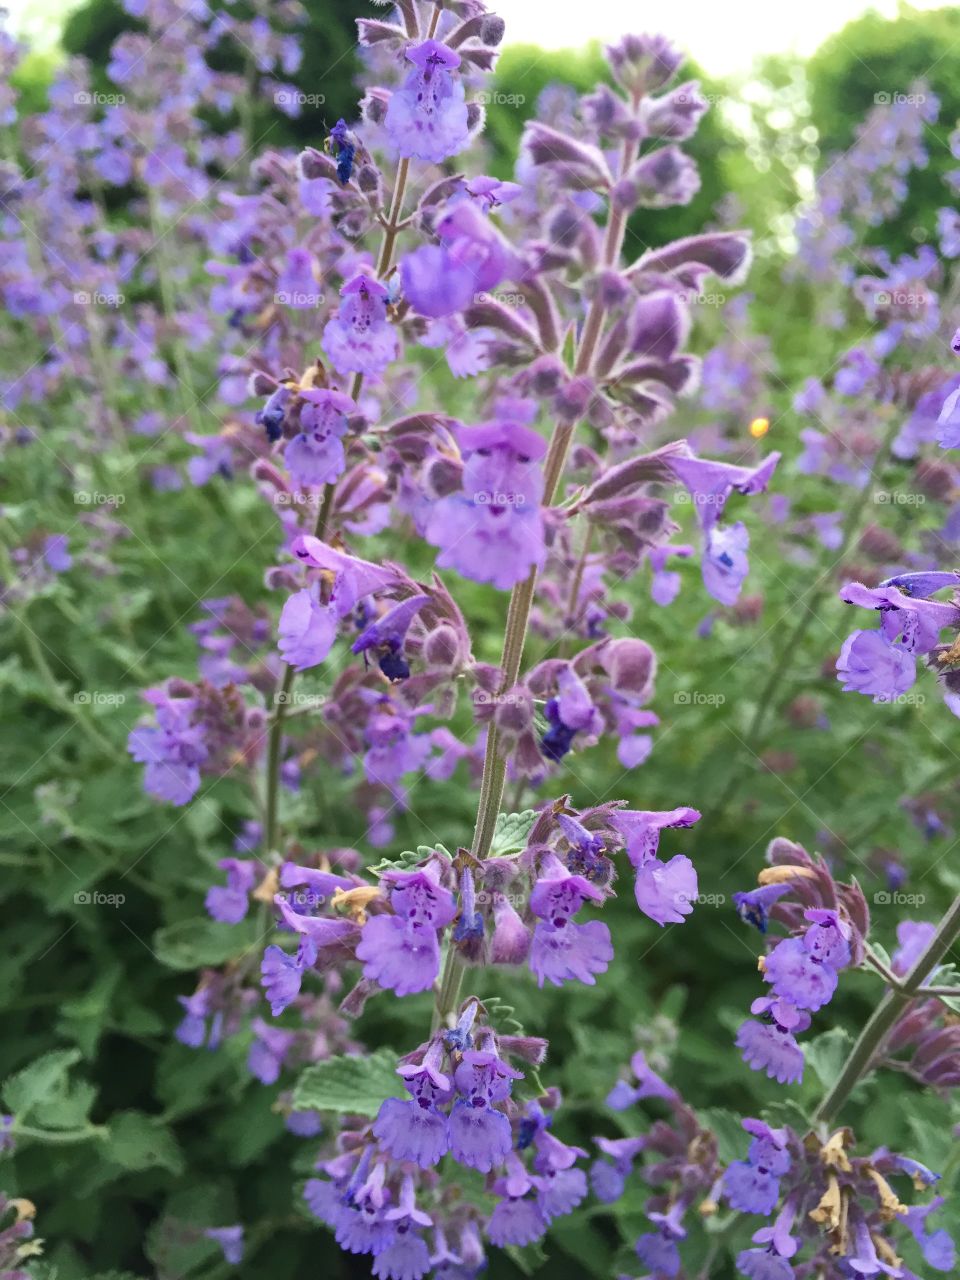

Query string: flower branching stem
[434,135,641,1028]
[813,893,960,1127]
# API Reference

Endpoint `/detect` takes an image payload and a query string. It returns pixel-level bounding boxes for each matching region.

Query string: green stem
[13,607,117,756]
[258,155,413,863]
[433,134,641,1030]
[813,894,960,1127]
[712,412,903,818]
[13,1123,108,1144]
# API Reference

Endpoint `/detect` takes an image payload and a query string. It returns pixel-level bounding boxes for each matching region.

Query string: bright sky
[2,0,954,75]
[490,0,951,75]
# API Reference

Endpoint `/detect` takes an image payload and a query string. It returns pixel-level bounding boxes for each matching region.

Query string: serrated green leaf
[292,1050,404,1118]
[805,1027,855,1091]
[106,1111,184,1175]
[697,1107,748,1164]
[2,1048,83,1120]
[152,917,261,970]
[369,844,452,876]
[490,810,537,857]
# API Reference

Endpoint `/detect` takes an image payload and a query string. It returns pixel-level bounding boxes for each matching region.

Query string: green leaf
[697,1107,748,1164]
[292,1050,404,1118]
[3,1048,85,1122]
[152,917,261,970]
[805,1027,855,1091]
[490,810,537,857]
[106,1111,184,1175]
[369,844,453,877]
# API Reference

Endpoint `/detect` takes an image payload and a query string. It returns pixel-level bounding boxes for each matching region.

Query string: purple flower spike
[384,40,469,164]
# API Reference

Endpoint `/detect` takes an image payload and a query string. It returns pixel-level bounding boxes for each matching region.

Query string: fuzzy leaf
[369,844,452,877]
[152,917,261,971]
[490,810,537,857]
[805,1027,855,1091]
[106,1111,185,1175]
[292,1050,404,1118]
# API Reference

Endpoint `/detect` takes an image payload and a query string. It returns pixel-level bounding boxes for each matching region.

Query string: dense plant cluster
[1,3,960,1279]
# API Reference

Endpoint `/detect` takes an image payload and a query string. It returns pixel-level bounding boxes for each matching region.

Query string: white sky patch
[1,0,954,73]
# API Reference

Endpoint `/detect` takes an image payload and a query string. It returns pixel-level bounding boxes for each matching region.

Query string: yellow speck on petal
[749,416,770,439]
[331,885,382,924]
[757,865,818,886]
[698,1197,718,1217]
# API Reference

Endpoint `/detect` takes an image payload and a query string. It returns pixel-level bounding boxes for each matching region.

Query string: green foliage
[292,1051,405,1117]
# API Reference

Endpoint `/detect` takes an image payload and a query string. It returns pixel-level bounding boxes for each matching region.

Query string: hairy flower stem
[433,138,640,1029]
[813,893,960,1128]
[711,412,903,819]
[260,156,413,859]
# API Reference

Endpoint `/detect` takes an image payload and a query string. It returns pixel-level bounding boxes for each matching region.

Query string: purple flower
[204,1226,244,1265]
[703,521,750,605]
[247,1017,295,1084]
[261,937,315,1016]
[938,385,960,448]
[284,389,353,488]
[373,1049,452,1168]
[487,1195,548,1246]
[128,694,208,806]
[762,937,838,1011]
[372,1233,432,1280]
[351,594,430,683]
[401,201,517,318]
[277,584,338,672]
[322,273,398,378]
[733,884,792,933]
[904,1198,956,1271]
[383,40,469,165]
[633,853,698,926]
[735,1017,804,1085]
[275,247,319,308]
[424,414,547,591]
[836,629,915,702]
[355,916,441,997]
[43,534,72,573]
[356,864,456,996]
[528,856,612,987]
[612,808,700,925]
[736,1248,794,1279]
[891,920,937,975]
[447,1050,521,1172]
[205,858,258,924]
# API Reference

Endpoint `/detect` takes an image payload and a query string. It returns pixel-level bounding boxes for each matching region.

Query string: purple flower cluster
[733,840,867,1084]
